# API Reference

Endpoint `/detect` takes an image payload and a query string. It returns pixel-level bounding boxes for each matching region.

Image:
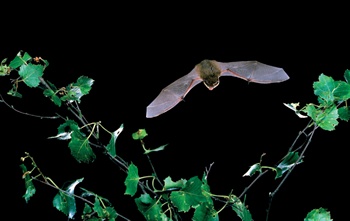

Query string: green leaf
[43,88,62,107]
[135,194,168,221]
[82,203,93,219]
[69,129,96,163]
[333,81,350,101]
[106,124,124,157]
[338,106,350,121]
[7,85,22,98]
[61,76,94,103]
[313,74,336,103]
[163,176,187,191]
[231,195,253,221]
[305,104,339,131]
[52,178,83,219]
[193,203,219,221]
[9,51,32,69]
[18,63,44,88]
[75,76,94,95]
[55,120,95,163]
[192,174,218,221]
[201,173,213,204]
[43,81,61,106]
[124,163,139,196]
[242,163,261,177]
[170,176,207,212]
[275,152,303,179]
[20,164,36,203]
[344,69,350,83]
[304,207,332,221]
[144,144,168,154]
[317,106,339,131]
[0,58,10,76]
[132,129,148,140]
[93,197,118,220]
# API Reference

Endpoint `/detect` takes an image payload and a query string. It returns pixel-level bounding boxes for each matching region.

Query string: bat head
[203,80,219,90]
[198,60,221,90]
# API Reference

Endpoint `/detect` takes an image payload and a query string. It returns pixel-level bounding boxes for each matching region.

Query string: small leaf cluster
[285,71,350,131]
[0,51,93,105]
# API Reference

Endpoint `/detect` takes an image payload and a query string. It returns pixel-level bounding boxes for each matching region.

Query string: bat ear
[204,80,219,91]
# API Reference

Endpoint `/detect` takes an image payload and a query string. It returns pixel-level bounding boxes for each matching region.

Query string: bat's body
[146,59,289,118]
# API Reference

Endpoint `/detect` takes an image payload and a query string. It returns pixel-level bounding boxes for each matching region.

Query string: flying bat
[146,59,289,118]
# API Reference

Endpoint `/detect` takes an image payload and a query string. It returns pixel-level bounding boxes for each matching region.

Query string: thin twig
[0,94,59,119]
[266,123,318,221]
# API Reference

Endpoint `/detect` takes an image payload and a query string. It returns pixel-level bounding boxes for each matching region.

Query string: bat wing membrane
[146,68,202,118]
[217,61,289,83]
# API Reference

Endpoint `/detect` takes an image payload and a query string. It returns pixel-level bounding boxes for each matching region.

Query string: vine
[2,51,348,220]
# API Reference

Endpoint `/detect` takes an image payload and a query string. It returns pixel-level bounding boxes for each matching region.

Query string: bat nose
[204,81,220,90]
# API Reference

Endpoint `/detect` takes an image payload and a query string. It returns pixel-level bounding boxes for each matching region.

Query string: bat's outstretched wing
[216,61,289,83]
[146,68,202,118]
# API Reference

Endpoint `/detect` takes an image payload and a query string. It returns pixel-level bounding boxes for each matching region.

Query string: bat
[146,59,289,118]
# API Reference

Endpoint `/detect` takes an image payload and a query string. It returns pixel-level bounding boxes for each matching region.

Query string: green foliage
[275,151,303,179]
[2,51,347,220]
[19,164,36,203]
[170,176,207,212]
[304,207,332,221]
[106,124,124,157]
[0,58,10,76]
[60,76,94,103]
[135,194,168,221]
[52,178,83,219]
[80,188,118,220]
[285,71,350,131]
[132,129,148,140]
[124,163,140,197]
[231,195,253,221]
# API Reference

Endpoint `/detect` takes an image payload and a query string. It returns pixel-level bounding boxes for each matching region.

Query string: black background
[1,5,348,221]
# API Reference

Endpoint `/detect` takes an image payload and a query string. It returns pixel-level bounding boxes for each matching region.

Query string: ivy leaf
[170,176,207,212]
[135,193,168,221]
[52,178,83,219]
[106,124,124,157]
[20,164,36,203]
[132,129,148,140]
[18,63,44,88]
[304,207,332,221]
[124,163,139,197]
[275,152,303,179]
